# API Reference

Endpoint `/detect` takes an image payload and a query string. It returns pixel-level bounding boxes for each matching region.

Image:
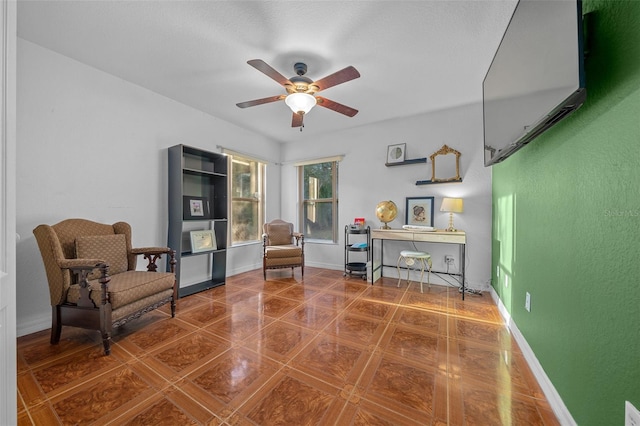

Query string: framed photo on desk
[405,196,434,226]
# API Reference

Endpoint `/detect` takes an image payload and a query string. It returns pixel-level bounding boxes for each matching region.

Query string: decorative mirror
[430,144,462,183]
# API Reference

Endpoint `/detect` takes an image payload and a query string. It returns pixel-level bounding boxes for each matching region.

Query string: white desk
[370,228,467,299]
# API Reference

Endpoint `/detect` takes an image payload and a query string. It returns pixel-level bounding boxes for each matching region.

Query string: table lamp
[440,198,463,232]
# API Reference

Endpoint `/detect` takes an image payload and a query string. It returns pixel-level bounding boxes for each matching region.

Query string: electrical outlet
[445,255,454,264]
[626,401,640,426]
[525,292,531,312]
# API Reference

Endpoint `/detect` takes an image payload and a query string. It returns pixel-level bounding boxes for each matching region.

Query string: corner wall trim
[489,287,577,426]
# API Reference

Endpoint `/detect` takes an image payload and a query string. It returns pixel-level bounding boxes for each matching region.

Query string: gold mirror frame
[430,144,461,183]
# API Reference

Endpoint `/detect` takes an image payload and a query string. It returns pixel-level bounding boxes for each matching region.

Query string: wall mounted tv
[483,0,586,166]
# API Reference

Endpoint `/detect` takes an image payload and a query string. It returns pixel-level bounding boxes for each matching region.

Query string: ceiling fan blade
[247,59,292,86]
[291,112,303,127]
[313,66,360,92]
[315,96,359,117]
[236,95,285,109]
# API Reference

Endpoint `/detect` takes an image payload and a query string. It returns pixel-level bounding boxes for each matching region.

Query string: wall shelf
[415,178,463,185]
[385,157,427,167]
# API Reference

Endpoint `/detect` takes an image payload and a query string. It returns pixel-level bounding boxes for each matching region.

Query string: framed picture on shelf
[386,143,406,164]
[183,196,210,219]
[405,196,435,227]
[190,229,216,253]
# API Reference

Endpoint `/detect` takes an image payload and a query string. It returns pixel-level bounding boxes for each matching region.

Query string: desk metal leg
[370,238,375,285]
[371,239,383,285]
[461,243,465,300]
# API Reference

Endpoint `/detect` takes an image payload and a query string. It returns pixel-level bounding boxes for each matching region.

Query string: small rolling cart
[344,225,371,280]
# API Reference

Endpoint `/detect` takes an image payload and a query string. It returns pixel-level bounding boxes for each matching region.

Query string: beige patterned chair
[262,219,304,279]
[33,218,177,355]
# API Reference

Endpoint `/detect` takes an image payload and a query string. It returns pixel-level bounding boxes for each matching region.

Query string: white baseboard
[225,263,262,277]
[17,313,50,337]
[489,287,576,425]
[304,261,343,271]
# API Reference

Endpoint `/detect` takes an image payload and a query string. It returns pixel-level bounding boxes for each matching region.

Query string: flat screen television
[482,0,586,166]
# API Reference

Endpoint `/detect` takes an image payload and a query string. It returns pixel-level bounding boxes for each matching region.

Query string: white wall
[16,39,281,336]
[281,104,492,290]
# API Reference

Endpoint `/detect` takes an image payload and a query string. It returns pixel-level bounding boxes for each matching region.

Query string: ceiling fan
[236,59,360,129]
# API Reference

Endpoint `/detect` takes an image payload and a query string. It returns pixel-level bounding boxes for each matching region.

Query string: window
[299,160,338,242]
[230,155,265,244]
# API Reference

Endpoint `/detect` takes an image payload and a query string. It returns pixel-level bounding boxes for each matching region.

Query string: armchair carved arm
[292,232,304,247]
[131,247,176,273]
[60,260,110,308]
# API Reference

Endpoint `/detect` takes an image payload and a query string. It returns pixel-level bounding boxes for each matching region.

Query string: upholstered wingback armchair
[262,219,304,279]
[33,218,177,355]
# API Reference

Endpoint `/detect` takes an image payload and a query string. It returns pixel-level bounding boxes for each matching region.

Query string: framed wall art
[386,143,406,164]
[405,196,435,227]
[190,229,216,253]
[183,196,210,220]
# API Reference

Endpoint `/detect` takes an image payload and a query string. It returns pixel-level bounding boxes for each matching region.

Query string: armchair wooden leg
[50,306,62,345]
[101,333,111,356]
[100,303,113,356]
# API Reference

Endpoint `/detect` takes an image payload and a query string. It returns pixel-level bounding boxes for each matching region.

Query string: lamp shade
[440,198,464,213]
[285,93,316,114]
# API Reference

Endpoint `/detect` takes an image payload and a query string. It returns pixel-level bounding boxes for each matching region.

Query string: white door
[0,0,17,424]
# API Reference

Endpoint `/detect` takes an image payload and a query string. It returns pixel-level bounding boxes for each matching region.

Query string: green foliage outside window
[231,157,264,244]
[301,161,337,242]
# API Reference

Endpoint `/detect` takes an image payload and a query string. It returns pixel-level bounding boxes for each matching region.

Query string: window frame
[298,160,339,243]
[229,154,266,246]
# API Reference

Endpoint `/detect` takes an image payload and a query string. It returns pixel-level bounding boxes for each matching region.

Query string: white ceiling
[17,0,518,143]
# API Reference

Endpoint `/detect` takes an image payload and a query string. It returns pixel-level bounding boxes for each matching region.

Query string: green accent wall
[491,1,640,424]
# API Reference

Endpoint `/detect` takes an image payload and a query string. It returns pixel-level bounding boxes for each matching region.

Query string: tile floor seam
[220,351,298,424]
[17,391,38,426]
[123,322,203,355]
[259,285,406,424]
[332,285,407,421]
[29,359,134,408]
[100,391,168,426]
[42,364,133,405]
[19,343,97,370]
[194,303,334,423]
[165,382,223,425]
[340,284,406,423]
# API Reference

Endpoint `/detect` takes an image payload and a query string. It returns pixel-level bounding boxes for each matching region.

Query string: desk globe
[375,200,398,229]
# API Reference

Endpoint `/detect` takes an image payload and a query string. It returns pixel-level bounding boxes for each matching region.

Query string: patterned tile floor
[17,267,559,425]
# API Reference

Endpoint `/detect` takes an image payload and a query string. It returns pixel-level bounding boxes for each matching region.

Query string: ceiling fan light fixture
[285,92,316,115]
